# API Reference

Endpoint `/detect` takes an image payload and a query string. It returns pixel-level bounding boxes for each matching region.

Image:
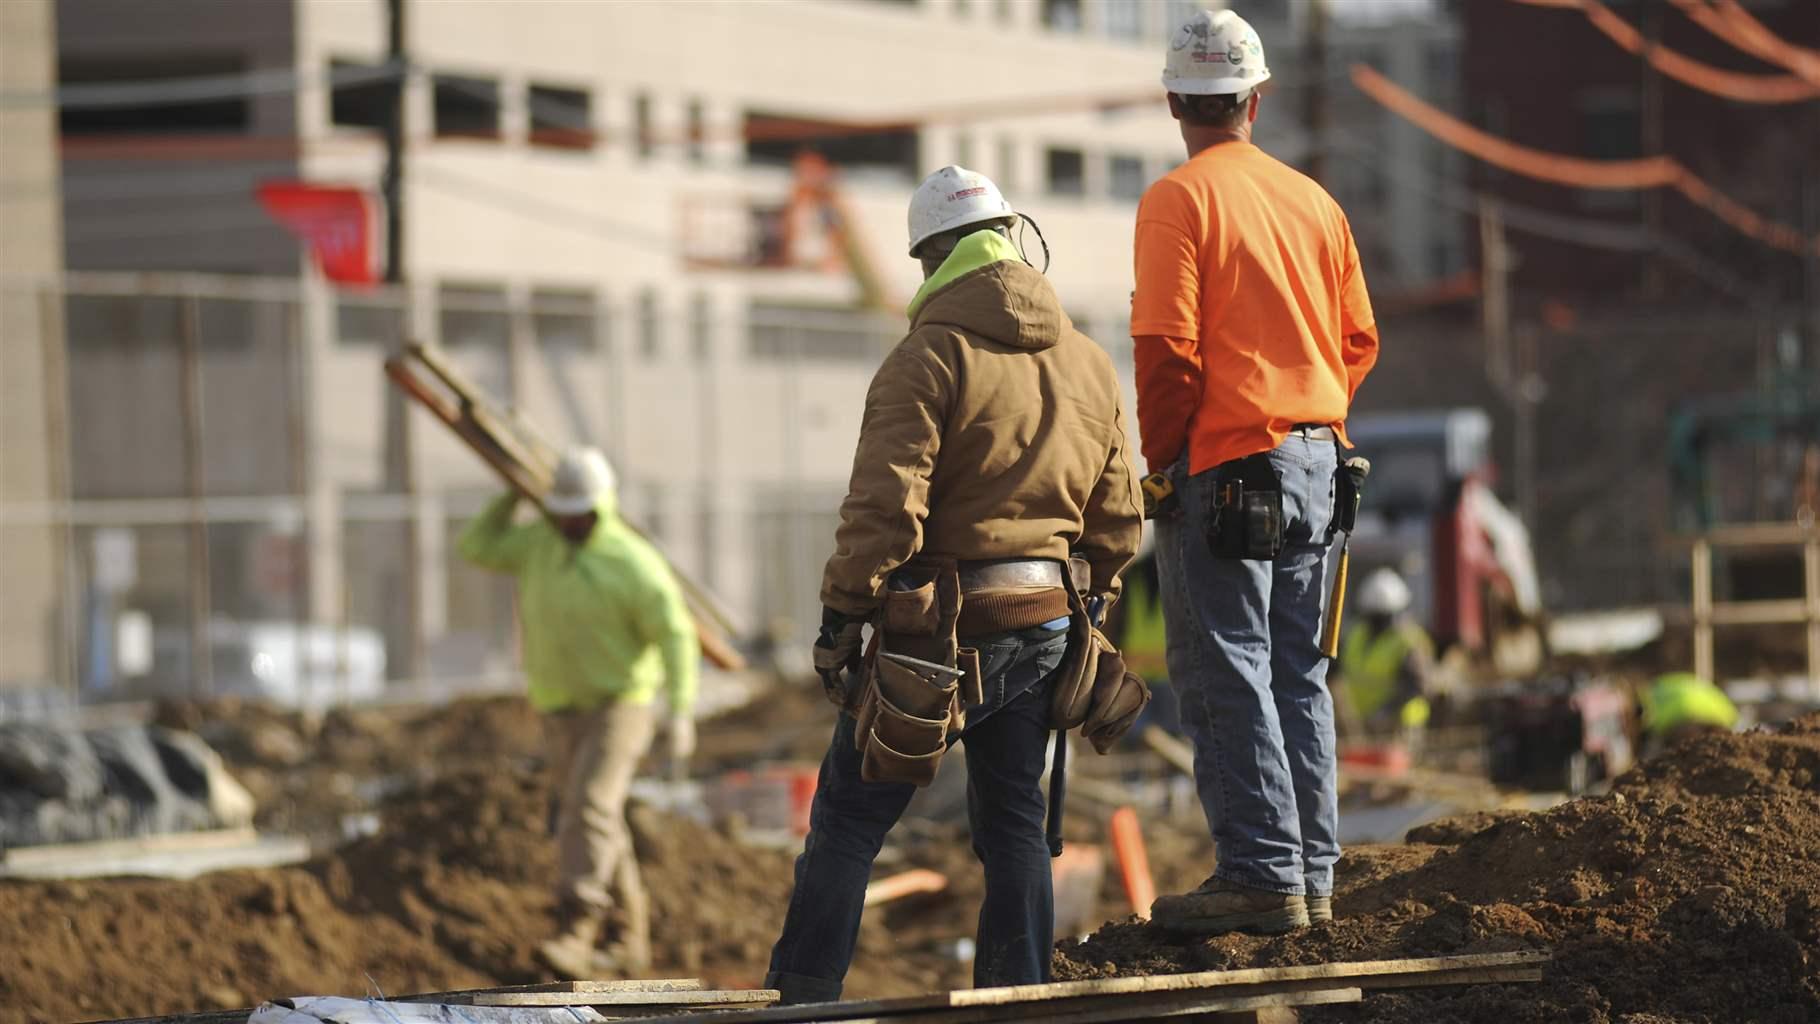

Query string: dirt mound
[1056,715,1820,1023]
[0,694,972,1023]
[0,867,491,1022]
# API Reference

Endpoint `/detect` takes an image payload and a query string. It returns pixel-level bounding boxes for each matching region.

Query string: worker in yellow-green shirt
[1336,568,1433,740]
[459,446,698,979]
[1641,672,1738,756]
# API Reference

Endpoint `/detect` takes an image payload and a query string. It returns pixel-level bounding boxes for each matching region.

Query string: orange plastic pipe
[862,869,949,908]
[1109,806,1156,921]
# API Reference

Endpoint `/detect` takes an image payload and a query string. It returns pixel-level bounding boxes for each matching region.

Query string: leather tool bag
[1208,452,1286,560]
[1050,561,1152,749]
[852,561,976,786]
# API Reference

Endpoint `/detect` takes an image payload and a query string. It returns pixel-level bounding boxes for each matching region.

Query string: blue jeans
[765,624,1067,1004]
[1154,435,1340,897]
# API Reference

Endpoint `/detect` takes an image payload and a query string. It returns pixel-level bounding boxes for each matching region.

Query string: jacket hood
[908,231,1067,351]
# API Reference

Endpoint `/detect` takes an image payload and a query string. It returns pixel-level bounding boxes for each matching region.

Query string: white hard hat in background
[1163,8,1270,96]
[545,446,615,515]
[1356,568,1413,617]
[906,165,1016,257]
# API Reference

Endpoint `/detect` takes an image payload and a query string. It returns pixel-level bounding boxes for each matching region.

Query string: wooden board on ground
[386,341,746,671]
[828,986,1362,1024]
[468,988,778,1008]
[398,979,709,1002]
[1,827,311,880]
[656,951,1549,1024]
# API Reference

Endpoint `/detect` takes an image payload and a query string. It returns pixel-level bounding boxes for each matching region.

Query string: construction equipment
[1344,409,1542,676]
[384,341,748,672]
[682,150,897,312]
[1320,456,1371,659]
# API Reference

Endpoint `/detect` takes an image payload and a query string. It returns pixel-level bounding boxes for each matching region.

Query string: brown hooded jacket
[820,256,1143,618]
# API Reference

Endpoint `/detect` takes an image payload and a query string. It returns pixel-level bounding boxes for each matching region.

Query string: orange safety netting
[1349,64,1819,256]
[1512,0,1820,103]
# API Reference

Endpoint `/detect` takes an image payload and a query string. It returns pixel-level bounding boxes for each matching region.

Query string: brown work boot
[1152,876,1310,936]
[1307,894,1334,923]
[538,907,604,980]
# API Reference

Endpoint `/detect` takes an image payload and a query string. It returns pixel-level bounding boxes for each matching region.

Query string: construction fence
[0,271,906,706]
[2,273,1812,705]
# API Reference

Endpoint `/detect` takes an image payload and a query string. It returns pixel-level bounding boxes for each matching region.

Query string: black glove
[813,606,866,707]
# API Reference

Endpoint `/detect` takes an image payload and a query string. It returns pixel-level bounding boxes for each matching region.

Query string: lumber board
[1356,965,1544,989]
[398,979,708,1001]
[655,951,1548,1023]
[470,988,777,1008]
[944,951,1550,1007]
[829,986,1361,1024]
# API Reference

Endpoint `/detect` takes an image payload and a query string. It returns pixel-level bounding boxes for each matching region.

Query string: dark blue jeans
[765,624,1068,1004]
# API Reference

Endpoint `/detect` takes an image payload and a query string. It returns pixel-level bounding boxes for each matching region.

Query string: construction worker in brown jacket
[764,166,1143,1004]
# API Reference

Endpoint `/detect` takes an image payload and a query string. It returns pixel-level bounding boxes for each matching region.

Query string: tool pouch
[1049,584,1109,730]
[1207,453,1285,560]
[853,561,967,786]
[1324,458,1364,545]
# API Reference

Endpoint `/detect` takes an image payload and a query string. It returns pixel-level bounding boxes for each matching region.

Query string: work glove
[813,606,866,707]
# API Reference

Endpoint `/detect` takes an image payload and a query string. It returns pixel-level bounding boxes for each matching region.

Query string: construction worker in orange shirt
[1135,8,1380,936]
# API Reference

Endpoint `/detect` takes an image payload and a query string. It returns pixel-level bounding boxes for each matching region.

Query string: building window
[60,55,251,136]
[637,288,661,358]
[634,93,655,159]
[748,303,900,361]
[955,133,974,170]
[690,293,712,360]
[697,494,717,589]
[1577,88,1641,212]
[686,99,706,164]
[528,83,593,149]
[1109,153,1146,201]
[1104,0,1145,41]
[531,289,596,351]
[1046,147,1086,197]
[997,137,1017,192]
[329,59,393,132]
[642,482,666,543]
[745,110,919,184]
[433,74,501,139]
[1043,0,1083,32]
[438,284,512,397]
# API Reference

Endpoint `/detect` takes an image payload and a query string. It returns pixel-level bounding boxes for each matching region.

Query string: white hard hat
[545,446,615,516]
[1356,569,1413,617]
[1163,8,1270,96]
[906,165,1016,257]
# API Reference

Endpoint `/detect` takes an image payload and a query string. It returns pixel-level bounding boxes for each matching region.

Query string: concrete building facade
[34,0,1471,696]
[0,0,71,693]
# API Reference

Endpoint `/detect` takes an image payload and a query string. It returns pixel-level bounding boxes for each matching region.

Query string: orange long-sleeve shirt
[1131,140,1378,474]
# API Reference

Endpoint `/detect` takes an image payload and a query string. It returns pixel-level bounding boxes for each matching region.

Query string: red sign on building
[257,181,379,286]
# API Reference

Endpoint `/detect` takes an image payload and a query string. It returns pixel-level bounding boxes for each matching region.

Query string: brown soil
[1056,714,1820,1024]
[0,692,972,1023]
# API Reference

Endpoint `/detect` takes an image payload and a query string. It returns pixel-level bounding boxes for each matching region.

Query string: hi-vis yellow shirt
[458,492,698,715]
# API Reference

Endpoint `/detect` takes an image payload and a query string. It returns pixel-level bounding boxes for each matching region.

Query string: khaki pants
[547,699,656,956]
